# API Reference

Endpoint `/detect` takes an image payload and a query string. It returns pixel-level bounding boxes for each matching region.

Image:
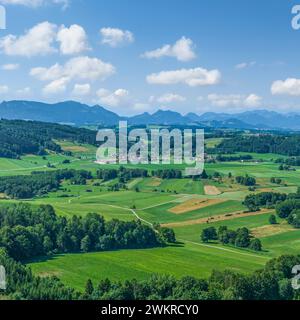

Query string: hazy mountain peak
[1,100,300,130]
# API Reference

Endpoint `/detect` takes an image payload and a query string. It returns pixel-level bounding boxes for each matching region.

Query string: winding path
[112,202,270,260]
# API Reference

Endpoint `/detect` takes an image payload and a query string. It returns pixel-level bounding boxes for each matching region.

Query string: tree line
[201,226,262,251]
[275,157,300,166]
[243,190,300,229]
[97,167,183,181]
[235,175,256,186]
[97,167,148,182]
[216,134,300,156]
[244,192,288,212]
[215,154,253,162]
[0,203,168,261]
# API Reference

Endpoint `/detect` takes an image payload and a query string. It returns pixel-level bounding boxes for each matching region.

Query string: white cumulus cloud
[31,56,115,95]
[72,83,91,96]
[100,27,134,47]
[271,78,300,96]
[0,22,90,56]
[31,56,115,82]
[207,93,262,108]
[244,93,262,107]
[43,77,69,95]
[97,88,129,107]
[142,37,196,62]
[0,21,57,57]
[57,24,90,55]
[147,67,221,87]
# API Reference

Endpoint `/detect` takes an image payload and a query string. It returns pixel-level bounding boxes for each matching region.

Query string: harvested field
[256,188,274,193]
[162,209,273,228]
[168,198,225,214]
[251,224,295,238]
[147,178,162,187]
[204,185,221,195]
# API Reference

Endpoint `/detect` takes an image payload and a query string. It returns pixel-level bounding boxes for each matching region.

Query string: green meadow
[28,242,268,292]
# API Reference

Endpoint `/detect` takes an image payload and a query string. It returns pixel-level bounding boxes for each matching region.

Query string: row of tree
[235,175,256,186]
[215,154,253,162]
[201,226,262,251]
[96,167,184,181]
[216,134,300,156]
[97,167,148,182]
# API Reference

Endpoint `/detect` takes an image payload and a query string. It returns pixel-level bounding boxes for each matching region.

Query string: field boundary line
[178,239,269,260]
[100,203,154,227]
[140,195,191,211]
[0,158,81,173]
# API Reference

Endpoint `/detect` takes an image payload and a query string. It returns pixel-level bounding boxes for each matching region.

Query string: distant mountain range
[1,100,300,131]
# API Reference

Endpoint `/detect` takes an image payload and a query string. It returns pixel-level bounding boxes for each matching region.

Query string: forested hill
[0,119,96,159]
[216,134,300,156]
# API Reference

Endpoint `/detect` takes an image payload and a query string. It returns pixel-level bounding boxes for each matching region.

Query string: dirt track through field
[178,239,269,260]
[161,209,273,228]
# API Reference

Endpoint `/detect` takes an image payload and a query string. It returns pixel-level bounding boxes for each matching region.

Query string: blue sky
[0,0,300,116]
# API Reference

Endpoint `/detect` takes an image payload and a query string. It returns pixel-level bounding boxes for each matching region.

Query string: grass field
[28,242,268,291]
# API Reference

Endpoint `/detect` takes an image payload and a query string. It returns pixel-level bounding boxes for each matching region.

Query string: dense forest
[216,134,300,156]
[0,119,96,159]
[0,203,167,261]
